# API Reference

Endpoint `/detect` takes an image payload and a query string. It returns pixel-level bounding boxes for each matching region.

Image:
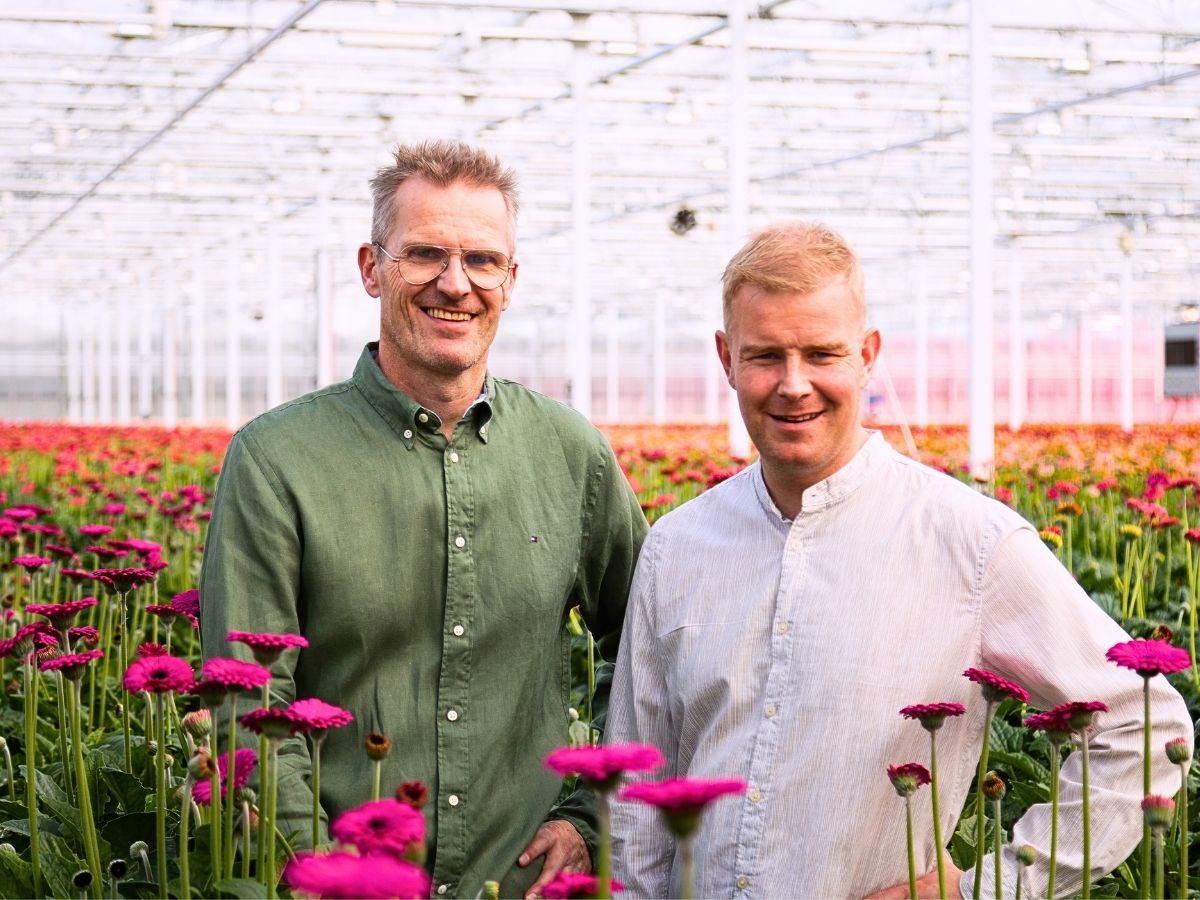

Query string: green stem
[223,695,239,880]
[178,779,192,900]
[311,738,323,850]
[930,731,947,900]
[905,795,918,900]
[241,799,252,880]
[973,702,995,900]
[1015,864,1024,900]
[1153,830,1164,900]
[257,747,269,883]
[68,680,102,899]
[372,759,381,802]
[1141,678,1151,900]
[1179,763,1189,900]
[992,798,1002,900]
[55,673,74,806]
[1082,729,1091,899]
[1048,743,1061,900]
[596,790,613,899]
[266,741,279,900]
[678,833,695,900]
[155,693,168,899]
[1,739,13,800]
[24,659,43,900]
[208,740,223,889]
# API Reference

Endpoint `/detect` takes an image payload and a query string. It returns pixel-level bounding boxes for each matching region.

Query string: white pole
[727,0,752,455]
[190,249,208,424]
[967,0,995,477]
[65,305,82,423]
[81,307,97,423]
[570,34,593,419]
[225,229,242,428]
[96,299,113,423]
[266,191,284,410]
[605,301,620,421]
[315,170,336,387]
[1119,231,1134,432]
[1079,300,1093,423]
[115,289,132,423]
[137,270,153,419]
[914,253,929,427]
[162,289,179,428]
[1007,241,1024,431]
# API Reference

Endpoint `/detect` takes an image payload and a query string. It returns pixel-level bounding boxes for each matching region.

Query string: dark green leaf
[100,767,149,815]
[100,812,157,861]
[0,843,32,898]
[213,877,269,898]
[39,833,85,900]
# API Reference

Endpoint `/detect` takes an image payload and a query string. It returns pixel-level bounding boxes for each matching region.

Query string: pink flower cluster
[544,743,665,787]
[329,798,425,857]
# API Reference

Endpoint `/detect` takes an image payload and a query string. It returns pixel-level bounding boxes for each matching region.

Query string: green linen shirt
[199,343,647,898]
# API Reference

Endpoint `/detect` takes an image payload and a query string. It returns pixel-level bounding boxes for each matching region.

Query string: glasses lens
[397,245,450,285]
[395,245,510,289]
[461,249,510,290]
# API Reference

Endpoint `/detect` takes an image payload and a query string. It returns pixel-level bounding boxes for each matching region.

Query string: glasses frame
[373,242,515,290]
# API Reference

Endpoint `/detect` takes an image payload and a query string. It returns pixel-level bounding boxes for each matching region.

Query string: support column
[190,247,207,424]
[162,288,179,428]
[727,0,751,454]
[225,229,242,428]
[116,286,132,423]
[914,252,929,427]
[65,305,82,423]
[967,0,995,477]
[1007,241,1024,431]
[81,307,97,423]
[1119,232,1134,432]
[96,299,113,423]
[1079,300,1093,423]
[569,32,593,419]
[137,270,153,419]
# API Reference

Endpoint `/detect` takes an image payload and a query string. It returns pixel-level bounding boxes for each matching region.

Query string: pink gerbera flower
[1045,699,1108,730]
[25,597,98,627]
[138,642,170,658]
[542,872,625,898]
[330,798,426,858]
[544,743,666,789]
[887,762,932,797]
[1106,639,1192,678]
[1025,709,1074,742]
[170,588,200,617]
[227,630,309,666]
[200,657,271,692]
[288,698,354,734]
[963,667,1030,704]
[39,649,104,679]
[619,776,746,838]
[92,566,156,594]
[284,851,430,900]
[192,748,258,805]
[69,625,100,647]
[899,702,966,731]
[12,555,52,572]
[123,655,195,694]
[240,707,298,739]
[78,524,113,537]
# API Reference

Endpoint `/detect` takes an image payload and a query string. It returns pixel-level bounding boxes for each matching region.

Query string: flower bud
[981,771,1006,801]
[1016,844,1037,866]
[480,881,500,899]
[188,749,216,781]
[395,780,429,809]
[1151,625,1175,643]
[364,731,392,761]
[1166,737,1191,766]
[72,870,93,890]
[108,858,129,879]
[1142,795,1175,833]
[181,709,212,740]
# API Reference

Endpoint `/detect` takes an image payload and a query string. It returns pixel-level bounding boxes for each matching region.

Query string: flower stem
[679,833,695,900]
[1081,729,1092,898]
[1,738,13,800]
[992,797,1002,900]
[1179,762,1189,900]
[155,693,168,898]
[223,695,239,880]
[929,731,947,900]
[595,790,613,899]
[241,799,252,880]
[311,738,322,850]
[55,680,74,806]
[257,746,269,883]
[24,659,43,900]
[1140,678,1152,900]
[265,740,280,900]
[1048,742,1061,900]
[1015,863,1024,900]
[208,739,223,887]
[1153,829,1164,900]
[68,680,102,899]
[178,778,193,899]
[372,759,381,802]
[972,701,995,900]
[905,795,918,900]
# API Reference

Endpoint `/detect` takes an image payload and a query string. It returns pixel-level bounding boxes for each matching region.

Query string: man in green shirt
[199,141,647,898]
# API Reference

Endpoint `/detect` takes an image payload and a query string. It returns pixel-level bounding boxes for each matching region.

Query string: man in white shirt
[607,221,1193,898]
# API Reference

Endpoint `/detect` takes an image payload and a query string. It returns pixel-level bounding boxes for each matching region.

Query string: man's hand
[865,863,965,899]
[517,819,591,899]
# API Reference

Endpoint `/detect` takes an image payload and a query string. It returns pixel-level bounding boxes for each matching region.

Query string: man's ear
[716,330,736,389]
[358,243,382,298]
[859,328,881,386]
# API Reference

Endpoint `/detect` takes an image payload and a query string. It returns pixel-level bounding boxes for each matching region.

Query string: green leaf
[0,842,33,898]
[100,812,156,861]
[100,767,149,814]
[213,877,269,898]
[989,716,1027,754]
[116,878,160,898]
[39,832,85,900]
[987,749,1050,785]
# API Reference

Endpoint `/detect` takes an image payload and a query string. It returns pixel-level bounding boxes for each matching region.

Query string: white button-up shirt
[609,433,1192,898]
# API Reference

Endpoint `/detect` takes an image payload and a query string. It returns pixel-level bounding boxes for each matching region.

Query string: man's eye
[405,246,446,262]
[465,251,504,268]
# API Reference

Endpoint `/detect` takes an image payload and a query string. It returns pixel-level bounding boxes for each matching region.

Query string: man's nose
[777,360,812,398]
[435,253,472,297]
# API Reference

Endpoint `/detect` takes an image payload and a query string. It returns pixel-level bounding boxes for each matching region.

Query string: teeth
[777,412,820,423]
[427,308,472,322]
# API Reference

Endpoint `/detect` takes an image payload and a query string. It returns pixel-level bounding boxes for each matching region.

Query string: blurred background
[3,0,1200,430]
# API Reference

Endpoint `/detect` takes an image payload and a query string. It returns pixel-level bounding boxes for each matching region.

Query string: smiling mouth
[771,411,821,423]
[425,308,473,322]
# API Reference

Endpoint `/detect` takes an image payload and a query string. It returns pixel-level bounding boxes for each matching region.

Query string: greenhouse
[3,1,1200,899]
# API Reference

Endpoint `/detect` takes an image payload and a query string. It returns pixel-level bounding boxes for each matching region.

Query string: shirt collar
[752,430,889,521]
[352,342,495,448]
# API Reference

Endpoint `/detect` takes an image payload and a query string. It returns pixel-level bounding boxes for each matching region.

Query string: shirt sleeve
[608,536,678,898]
[964,525,1194,898]
[548,439,650,859]
[198,429,326,847]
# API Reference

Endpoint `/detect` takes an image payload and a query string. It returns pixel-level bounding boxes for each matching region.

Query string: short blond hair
[721,221,865,329]
[370,140,520,246]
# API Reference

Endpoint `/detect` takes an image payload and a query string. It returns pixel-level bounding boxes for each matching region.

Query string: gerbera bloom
[192,748,258,805]
[123,655,195,694]
[68,625,100,647]
[1166,737,1191,765]
[138,642,170,657]
[330,798,426,857]
[963,667,1030,704]
[542,872,625,898]
[544,743,666,789]
[170,589,200,617]
[395,780,429,809]
[1106,639,1192,678]
[1045,699,1108,730]
[200,657,271,692]
[887,762,931,797]
[39,649,104,679]
[144,604,178,623]
[12,555,52,572]
[190,679,229,708]
[227,630,309,666]
[288,698,353,733]
[1142,795,1175,832]
[619,777,745,837]
[1025,709,1074,742]
[899,702,966,731]
[92,566,156,594]
[240,707,297,740]
[78,524,113,538]
[25,597,98,628]
[364,732,392,761]
[284,851,430,900]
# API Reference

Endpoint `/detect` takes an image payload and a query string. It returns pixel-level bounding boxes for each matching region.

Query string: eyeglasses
[374,242,515,291]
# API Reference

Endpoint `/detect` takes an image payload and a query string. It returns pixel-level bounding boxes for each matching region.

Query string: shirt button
[418,412,429,423]
[749,788,762,803]
[452,624,465,636]
[446,709,459,722]
[775,622,789,635]
[450,452,460,463]
[448,794,460,807]
[765,704,777,718]
[403,429,413,439]
[736,876,749,890]
[454,535,466,548]
[479,425,487,435]
[437,886,449,896]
